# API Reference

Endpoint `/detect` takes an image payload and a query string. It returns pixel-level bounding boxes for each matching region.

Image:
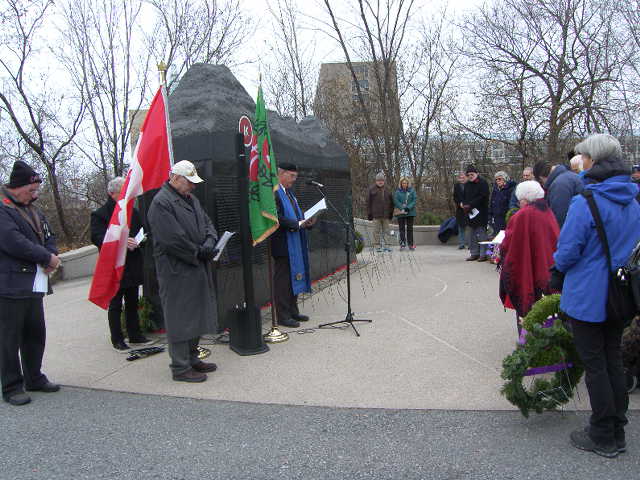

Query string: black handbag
[582,190,640,328]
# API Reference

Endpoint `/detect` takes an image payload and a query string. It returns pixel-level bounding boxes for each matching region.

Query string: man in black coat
[0,161,61,406]
[91,177,152,352]
[272,162,315,328]
[453,172,467,249]
[461,165,490,261]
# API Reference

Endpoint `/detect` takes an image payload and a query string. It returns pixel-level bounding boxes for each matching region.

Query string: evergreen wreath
[501,295,584,417]
[505,207,520,225]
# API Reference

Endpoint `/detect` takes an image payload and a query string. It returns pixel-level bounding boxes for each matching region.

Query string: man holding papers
[148,160,220,383]
[91,176,153,352]
[462,165,490,262]
[272,162,315,328]
[0,161,61,406]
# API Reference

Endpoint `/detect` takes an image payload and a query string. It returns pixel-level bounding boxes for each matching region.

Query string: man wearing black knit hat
[461,165,490,261]
[0,161,61,406]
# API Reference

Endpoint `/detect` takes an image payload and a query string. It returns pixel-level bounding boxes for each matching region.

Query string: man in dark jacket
[0,161,61,406]
[91,176,152,352]
[147,160,219,383]
[271,162,315,328]
[367,172,394,252]
[533,161,584,227]
[509,166,534,209]
[462,165,490,261]
[453,172,467,249]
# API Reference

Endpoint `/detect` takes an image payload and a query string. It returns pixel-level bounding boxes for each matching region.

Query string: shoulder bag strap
[582,190,613,272]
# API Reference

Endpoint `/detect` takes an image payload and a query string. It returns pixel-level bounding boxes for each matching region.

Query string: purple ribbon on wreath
[518,316,573,376]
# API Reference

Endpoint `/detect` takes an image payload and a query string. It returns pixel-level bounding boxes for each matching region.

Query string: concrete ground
[3,244,639,478]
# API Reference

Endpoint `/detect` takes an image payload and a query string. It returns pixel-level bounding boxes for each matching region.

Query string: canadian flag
[89,86,173,309]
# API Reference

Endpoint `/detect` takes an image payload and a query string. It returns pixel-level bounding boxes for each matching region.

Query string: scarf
[276,187,311,295]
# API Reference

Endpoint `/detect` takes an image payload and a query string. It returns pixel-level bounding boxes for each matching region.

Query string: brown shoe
[192,361,218,373]
[477,256,488,262]
[466,255,479,261]
[172,369,207,383]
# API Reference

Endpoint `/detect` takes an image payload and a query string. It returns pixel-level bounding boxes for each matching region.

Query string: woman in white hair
[498,181,560,334]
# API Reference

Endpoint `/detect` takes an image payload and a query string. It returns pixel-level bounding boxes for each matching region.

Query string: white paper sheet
[304,198,327,220]
[32,265,48,293]
[479,230,506,245]
[134,227,146,245]
[213,231,235,261]
[468,208,480,219]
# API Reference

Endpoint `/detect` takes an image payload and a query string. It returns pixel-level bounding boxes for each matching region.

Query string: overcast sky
[232,0,482,100]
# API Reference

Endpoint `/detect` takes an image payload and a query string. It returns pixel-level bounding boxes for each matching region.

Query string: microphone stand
[314,185,371,337]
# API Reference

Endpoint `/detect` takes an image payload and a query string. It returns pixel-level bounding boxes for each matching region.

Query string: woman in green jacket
[394,177,417,250]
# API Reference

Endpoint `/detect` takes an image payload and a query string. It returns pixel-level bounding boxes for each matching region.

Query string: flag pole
[230,132,271,354]
[264,238,288,343]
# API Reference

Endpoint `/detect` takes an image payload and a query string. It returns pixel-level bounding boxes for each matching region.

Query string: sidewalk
[42,244,639,411]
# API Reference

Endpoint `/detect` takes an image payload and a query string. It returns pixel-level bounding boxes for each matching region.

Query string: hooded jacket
[554,158,640,323]
[544,165,583,227]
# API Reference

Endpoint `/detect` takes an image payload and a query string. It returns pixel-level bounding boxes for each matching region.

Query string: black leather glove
[548,265,565,293]
[197,245,214,261]
[197,236,216,261]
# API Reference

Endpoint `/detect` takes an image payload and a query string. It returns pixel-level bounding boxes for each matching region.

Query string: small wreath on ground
[501,295,584,418]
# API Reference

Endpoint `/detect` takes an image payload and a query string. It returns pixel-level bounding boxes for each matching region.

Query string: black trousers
[273,256,299,322]
[0,297,48,398]
[571,318,628,444]
[108,286,142,344]
[398,217,414,246]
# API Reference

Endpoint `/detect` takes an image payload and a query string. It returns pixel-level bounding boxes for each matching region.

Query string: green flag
[248,86,279,245]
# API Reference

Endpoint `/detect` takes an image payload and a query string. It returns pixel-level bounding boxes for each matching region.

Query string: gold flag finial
[157,61,168,86]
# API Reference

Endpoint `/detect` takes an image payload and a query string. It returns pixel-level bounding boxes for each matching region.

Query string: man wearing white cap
[147,160,219,383]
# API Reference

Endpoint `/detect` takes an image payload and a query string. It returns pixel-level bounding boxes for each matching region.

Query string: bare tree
[0,0,85,244]
[614,0,640,136]
[313,0,415,218]
[59,0,152,181]
[458,0,626,164]
[263,0,317,121]
[400,12,459,215]
[147,0,245,92]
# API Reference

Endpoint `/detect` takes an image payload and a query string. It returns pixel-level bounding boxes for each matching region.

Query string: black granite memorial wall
[140,64,352,329]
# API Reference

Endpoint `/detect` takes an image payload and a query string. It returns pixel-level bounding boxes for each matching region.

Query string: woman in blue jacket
[554,134,640,458]
[394,178,417,250]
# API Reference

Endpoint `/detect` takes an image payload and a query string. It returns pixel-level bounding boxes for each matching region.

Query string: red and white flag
[89,86,173,309]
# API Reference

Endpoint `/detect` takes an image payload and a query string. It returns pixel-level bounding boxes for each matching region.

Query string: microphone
[306,179,325,188]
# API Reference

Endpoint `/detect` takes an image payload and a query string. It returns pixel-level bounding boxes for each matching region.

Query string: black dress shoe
[26,381,60,393]
[477,256,488,262]
[279,317,300,328]
[4,392,31,406]
[172,369,207,383]
[466,255,479,261]
[192,361,218,373]
[291,313,309,322]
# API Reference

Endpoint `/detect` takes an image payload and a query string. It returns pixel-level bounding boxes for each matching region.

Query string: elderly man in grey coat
[147,160,219,383]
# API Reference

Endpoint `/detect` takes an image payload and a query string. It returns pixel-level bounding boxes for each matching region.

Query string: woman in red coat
[499,180,560,335]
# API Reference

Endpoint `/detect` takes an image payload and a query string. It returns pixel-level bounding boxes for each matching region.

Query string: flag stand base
[197,346,211,359]
[263,327,289,343]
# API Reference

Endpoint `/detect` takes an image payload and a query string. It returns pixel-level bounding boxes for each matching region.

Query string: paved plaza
[2,244,639,479]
